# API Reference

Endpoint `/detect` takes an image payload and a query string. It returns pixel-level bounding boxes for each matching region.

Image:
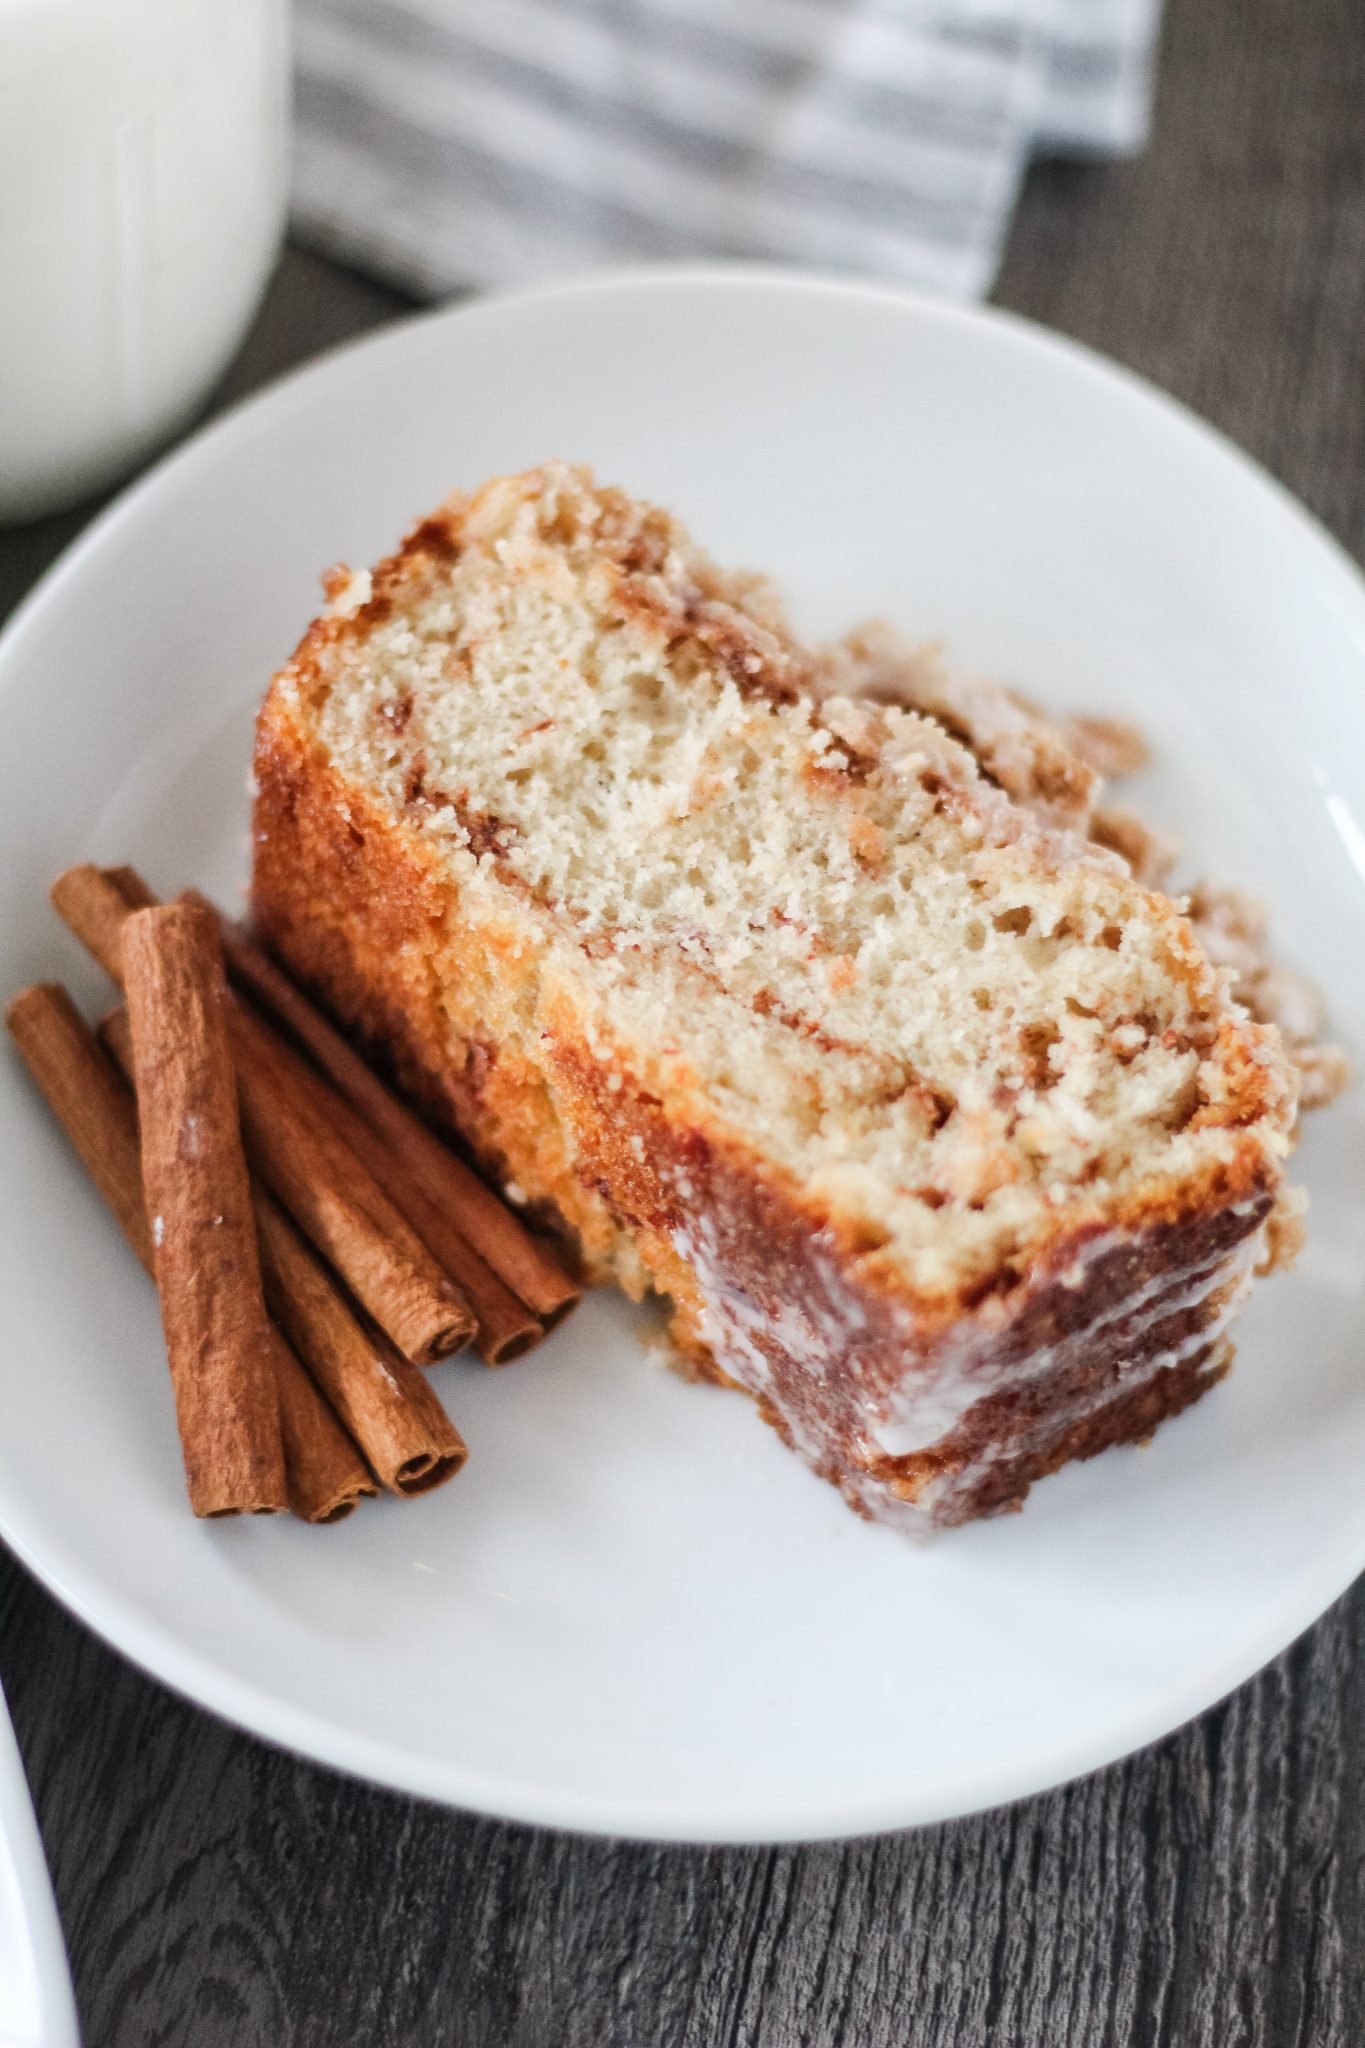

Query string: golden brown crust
[254,686,633,1280]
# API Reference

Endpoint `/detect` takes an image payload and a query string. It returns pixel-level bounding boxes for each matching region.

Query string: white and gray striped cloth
[292,0,1162,303]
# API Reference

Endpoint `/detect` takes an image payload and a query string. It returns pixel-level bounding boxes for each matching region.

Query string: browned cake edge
[252,669,1281,1530]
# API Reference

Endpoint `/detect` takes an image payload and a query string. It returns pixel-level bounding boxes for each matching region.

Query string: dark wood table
[3,1,1363,2040]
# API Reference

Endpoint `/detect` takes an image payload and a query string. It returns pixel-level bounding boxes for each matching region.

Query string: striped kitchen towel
[292,0,1162,303]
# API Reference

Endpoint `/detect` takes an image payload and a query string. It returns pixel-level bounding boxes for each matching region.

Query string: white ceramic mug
[0,0,290,525]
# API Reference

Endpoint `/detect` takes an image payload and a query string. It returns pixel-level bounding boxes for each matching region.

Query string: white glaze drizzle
[869,1238,1245,1457]
[907,1252,1256,1521]
[672,1208,1264,1528]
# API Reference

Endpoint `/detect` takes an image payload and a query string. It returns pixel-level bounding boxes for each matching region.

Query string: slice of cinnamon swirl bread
[252,464,1298,1530]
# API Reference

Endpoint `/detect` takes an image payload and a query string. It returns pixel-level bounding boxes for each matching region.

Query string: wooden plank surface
[3,0,1364,2039]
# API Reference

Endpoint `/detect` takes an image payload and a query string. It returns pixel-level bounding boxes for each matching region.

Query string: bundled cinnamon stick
[231,1002,476,1365]
[102,1007,467,1497]
[187,893,580,1327]
[51,866,475,1368]
[7,982,372,1523]
[121,904,289,1518]
[254,1194,467,1495]
[271,1328,378,1524]
[6,982,150,1259]
[50,862,149,980]
[307,1081,543,1367]
[20,984,375,1522]
[235,999,542,1366]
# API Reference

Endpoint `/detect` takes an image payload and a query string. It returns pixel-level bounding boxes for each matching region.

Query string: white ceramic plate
[1,269,1363,1846]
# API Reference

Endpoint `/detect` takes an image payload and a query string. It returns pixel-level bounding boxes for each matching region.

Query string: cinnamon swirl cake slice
[252,464,1298,1530]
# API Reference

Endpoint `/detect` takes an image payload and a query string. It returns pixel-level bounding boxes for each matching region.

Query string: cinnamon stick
[105,865,158,913]
[52,866,476,1367]
[10,985,374,1524]
[121,905,289,1517]
[270,1323,377,1523]
[7,982,151,1260]
[50,863,143,981]
[254,1193,468,1495]
[187,892,580,1326]
[230,1001,475,1366]
[314,1088,543,1367]
[240,1008,542,1366]
[102,1008,466,1496]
